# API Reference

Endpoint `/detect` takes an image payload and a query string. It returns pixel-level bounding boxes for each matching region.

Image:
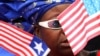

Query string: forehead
[40,4,70,21]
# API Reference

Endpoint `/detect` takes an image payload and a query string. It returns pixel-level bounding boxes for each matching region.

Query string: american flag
[57,0,100,55]
[0,20,50,56]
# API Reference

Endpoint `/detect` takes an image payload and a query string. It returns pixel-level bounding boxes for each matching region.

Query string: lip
[60,39,70,48]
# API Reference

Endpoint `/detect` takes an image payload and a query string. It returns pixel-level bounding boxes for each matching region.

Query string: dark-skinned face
[35,4,74,56]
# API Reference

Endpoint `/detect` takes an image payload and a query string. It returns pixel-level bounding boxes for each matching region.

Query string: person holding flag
[0,0,84,56]
[0,0,100,56]
[27,0,100,56]
[0,0,51,56]
[25,0,89,56]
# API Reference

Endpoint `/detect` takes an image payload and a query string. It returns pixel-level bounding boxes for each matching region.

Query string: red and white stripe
[57,0,100,55]
[0,21,37,56]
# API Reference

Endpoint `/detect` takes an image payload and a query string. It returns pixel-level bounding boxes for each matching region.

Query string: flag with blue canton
[30,36,50,56]
[0,20,50,56]
[0,47,15,56]
[57,0,100,55]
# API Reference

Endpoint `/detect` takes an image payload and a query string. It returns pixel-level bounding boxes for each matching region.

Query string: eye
[48,20,61,28]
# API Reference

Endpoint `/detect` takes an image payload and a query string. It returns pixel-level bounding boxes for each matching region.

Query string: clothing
[0,0,74,33]
[84,35,100,51]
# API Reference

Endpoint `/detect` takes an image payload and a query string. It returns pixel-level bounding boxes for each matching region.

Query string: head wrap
[0,0,74,33]
[23,0,75,24]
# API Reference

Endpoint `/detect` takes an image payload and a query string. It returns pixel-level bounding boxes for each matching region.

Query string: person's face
[35,4,74,56]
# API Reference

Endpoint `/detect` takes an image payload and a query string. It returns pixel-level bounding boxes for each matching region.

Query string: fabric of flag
[30,36,50,56]
[0,20,50,56]
[57,0,100,55]
[97,50,100,56]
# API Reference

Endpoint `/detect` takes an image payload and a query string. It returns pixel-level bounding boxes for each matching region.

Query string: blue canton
[91,0,100,11]
[30,36,50,56]
[83,0,100,15]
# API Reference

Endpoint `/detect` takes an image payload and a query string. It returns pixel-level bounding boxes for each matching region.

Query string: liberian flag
[0,20,50,56]
[57,0,100,55]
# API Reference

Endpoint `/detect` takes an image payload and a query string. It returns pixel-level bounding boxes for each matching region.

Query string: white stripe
[0,21,37,56]
[67,12,98,41]
[65,12,87,40]
[71,17,100,50]
[84,11,100,23]
[86,19,100,31]
[1,31,36,56]
[1,23,32,40]
[72,27,100,54]
[1,41,24,56]
[86,27,100,39]
[62,5,85,30]
[1,31,28,46]
[59,0,82,23]
[69,23,86,46]
[72,34,87,54]
[1,32,31,56]
[0,27,30,44]
[43,48,50,56]
[68,13,100,41]
[69,19,100,46]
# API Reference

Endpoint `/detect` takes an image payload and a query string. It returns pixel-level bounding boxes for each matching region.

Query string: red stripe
[72,40,87,55]
[0,21,35,56]
[1,29,29,45]
[86,27,100,40]
[0,34,19,56]
[1,26,29,44]
[69,16,99,54]
[64,9,88,37]
[1,45,20,56]
[0,24,32,41]
[57,0,80,19]
[1,31,28,47]
[1,21,32,36]
[69,15,99,42]
[71,25,99,48]
[1,39,25,56]
[73,30,100,55]
[57,0,100,55]
[0,21,33,39]
[60,1,84,26]
[1,35,32,56]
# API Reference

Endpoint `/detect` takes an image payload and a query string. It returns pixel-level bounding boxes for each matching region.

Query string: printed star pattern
[33,41,44,55]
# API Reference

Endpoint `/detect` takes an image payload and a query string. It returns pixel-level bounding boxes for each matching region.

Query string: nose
[59,28,68,40]
[60,29,65,35]
[59,28,70,46]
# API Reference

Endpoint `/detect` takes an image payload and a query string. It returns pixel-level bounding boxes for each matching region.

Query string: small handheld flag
[0,20,50,56]
[57,0,100,55]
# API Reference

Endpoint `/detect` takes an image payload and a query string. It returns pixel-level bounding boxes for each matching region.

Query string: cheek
[39,28,60,48]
